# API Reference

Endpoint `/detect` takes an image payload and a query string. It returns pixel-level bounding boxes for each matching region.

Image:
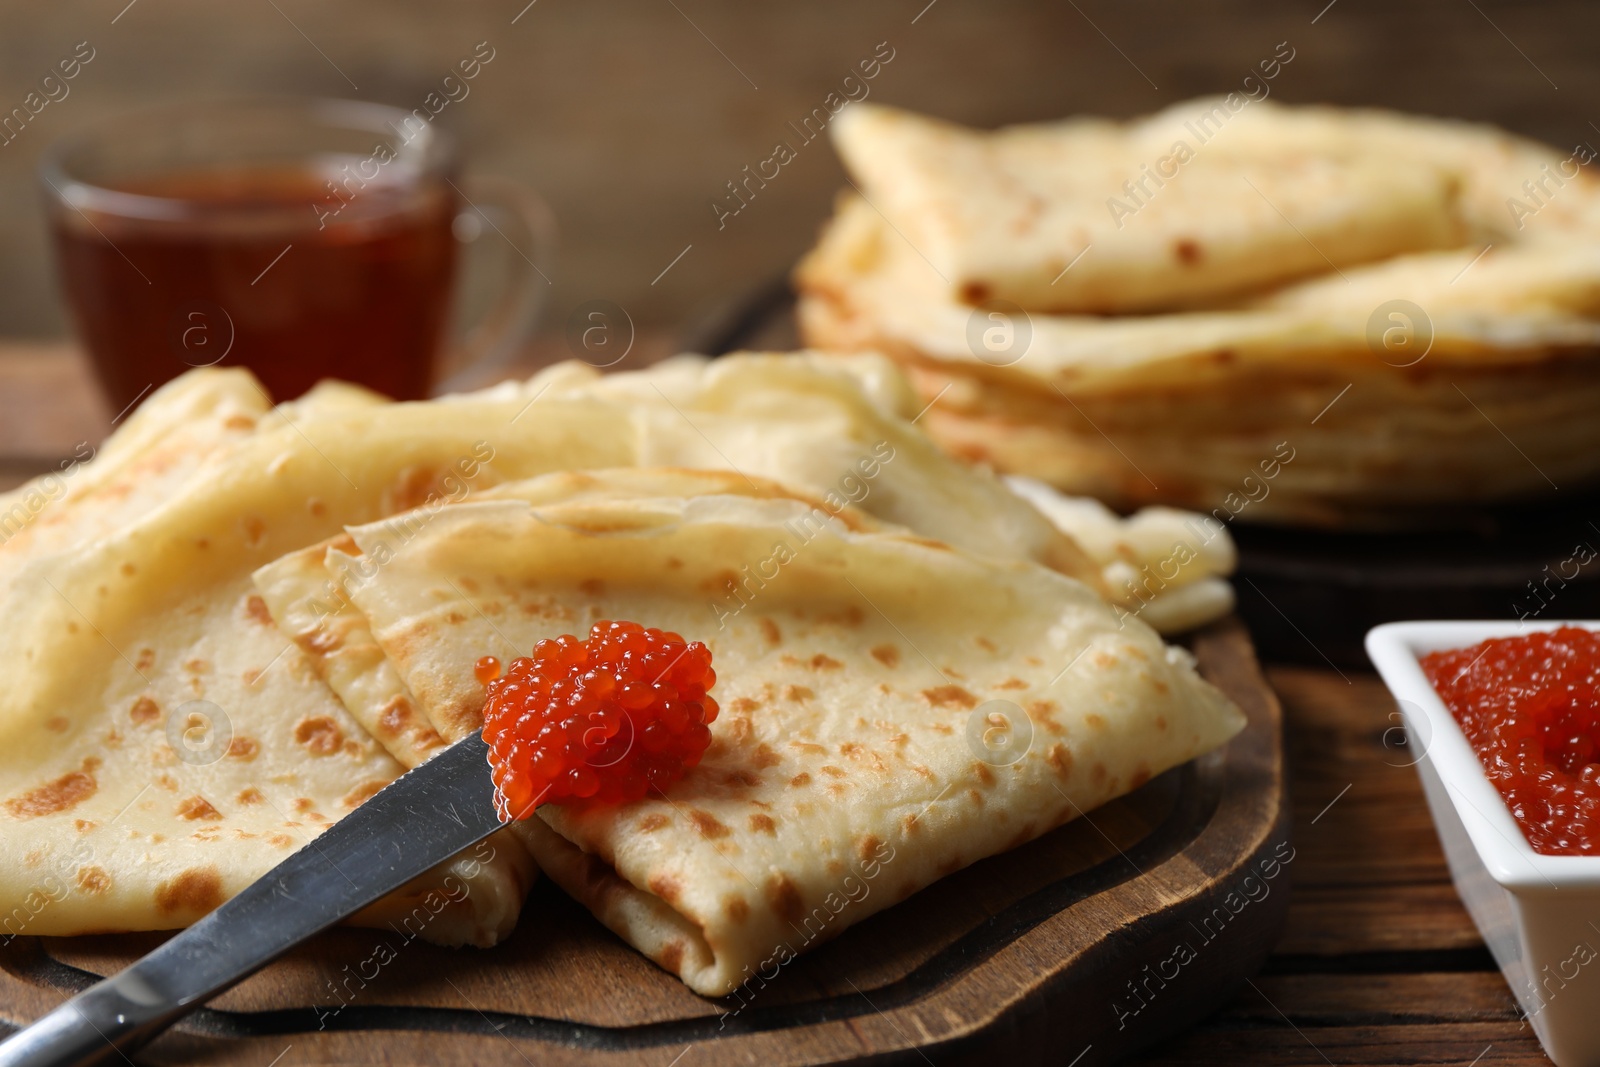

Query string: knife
[0,731,507,1067]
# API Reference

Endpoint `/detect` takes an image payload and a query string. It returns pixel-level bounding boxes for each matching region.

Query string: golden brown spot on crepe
[725,895,750,923]
[1211,348,1237,366]
[730,697,761,714]
[790,739,826,756]
[976,636,997,653]
[156,867,224,916]
[648,874,682,904]
[266,832,294,848]
[758,617,782,645]
[825,605,866,627]
[688,809,732,839]
[1130,764,1152,790]
[23,849,41,868]
[306,626,342,653]
[342,739,363,757]
[76,866,111,894]
[922,685,977,709]
[121,562,138,577]
[929,722,953,735]
[1092,651,1117,669]
[343,781,386,808]
[457,576,480,594]
[292,797,317,814]
[226,737,259,760]
[6,766,97,819]
[968,788,987,808]
[855,834,883,863]
[765,872,804,925]
[870,644,900,668]
[134,647,155,671]
[994,677,1028,691]
[722,769,762,789]
[751,743,782,769]
[973,762,996,787]
[241,668,262,686]
[790,772,812,788]
[241,515,267,547]
[66,621,80,635]
[177,796,222,821]
[1047,744,1073,777]
[900,812,923,836]
[377,695,414,737]
[236,788,265,806]
[659,941,685,974]
[445,610,466,625]
[74,819,97,833]
[1155,714,1169,732]
[1085,713,1107,731]
[809,654,843,670]
[665,556,683,570]
[185,658,210,675]
[960,281,992,304]
[748,813,777,835]
[223,413,257,430]
[579,578,605,597]
[783,685,815,702]
[308,497,327,518]
[820,765,848,779]
[1092,762,1108,786]
[293,716,344,755]
[45,716,68,733]
[637,813,670,833]
[1174,238,1203,265]
[128,693,159,724]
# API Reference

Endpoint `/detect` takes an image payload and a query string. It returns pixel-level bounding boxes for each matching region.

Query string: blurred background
[0,0,1594,347]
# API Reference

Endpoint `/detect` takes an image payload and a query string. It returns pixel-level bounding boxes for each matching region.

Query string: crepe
[288,469,1244,995]
[830,99,1479,313]
[798,192,1600,523]
[0,372,667,945]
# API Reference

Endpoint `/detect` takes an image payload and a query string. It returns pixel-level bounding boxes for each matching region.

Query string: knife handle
[0,972,179,1067]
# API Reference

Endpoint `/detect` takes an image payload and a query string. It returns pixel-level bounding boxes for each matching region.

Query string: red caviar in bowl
[480,620,718,819]
[1422,627,1600,856]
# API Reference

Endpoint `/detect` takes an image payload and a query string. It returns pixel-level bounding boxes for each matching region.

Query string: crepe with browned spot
[310,474,1244,995]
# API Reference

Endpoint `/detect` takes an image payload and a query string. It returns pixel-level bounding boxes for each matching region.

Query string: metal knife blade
[0,731,507,1067]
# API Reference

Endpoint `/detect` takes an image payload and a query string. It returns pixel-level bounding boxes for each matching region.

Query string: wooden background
[0,0,1596,348]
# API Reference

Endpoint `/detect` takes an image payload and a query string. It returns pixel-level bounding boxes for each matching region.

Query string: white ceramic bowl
[1367,620,1600,1067]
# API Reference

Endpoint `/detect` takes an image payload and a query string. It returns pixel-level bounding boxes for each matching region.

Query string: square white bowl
[1367,620,1600,1067]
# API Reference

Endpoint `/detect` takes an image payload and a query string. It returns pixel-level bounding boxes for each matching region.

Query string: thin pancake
[325,476,1246,995]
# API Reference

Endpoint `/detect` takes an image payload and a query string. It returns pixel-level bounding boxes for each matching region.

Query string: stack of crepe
[0,354,1243,995]
[796,98,1600,525]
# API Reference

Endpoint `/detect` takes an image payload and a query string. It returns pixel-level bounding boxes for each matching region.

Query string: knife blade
[0,731,507,1067]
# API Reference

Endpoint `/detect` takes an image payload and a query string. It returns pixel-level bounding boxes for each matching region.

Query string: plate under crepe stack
[0,355,1245,996]
[795,98,1600,527]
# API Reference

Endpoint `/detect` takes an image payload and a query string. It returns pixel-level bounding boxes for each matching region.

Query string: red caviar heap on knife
[480,620,718,818]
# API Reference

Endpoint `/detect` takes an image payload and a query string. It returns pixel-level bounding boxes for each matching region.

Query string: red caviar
[1422,627,1600,856]
[480,620,718,819]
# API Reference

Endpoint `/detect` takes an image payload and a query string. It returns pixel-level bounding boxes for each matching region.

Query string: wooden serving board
[0,617,1288,1066]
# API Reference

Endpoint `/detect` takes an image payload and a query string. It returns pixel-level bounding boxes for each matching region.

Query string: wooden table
[0,346,1553,1065]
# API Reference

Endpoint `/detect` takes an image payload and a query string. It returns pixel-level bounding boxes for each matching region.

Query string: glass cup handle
[433,175,557,394]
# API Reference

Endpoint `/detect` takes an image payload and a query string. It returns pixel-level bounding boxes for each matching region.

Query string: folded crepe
[0,369,661,945]
[256,468,1245,995]
[830,99,1484,314]
[798,191,1600,523]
